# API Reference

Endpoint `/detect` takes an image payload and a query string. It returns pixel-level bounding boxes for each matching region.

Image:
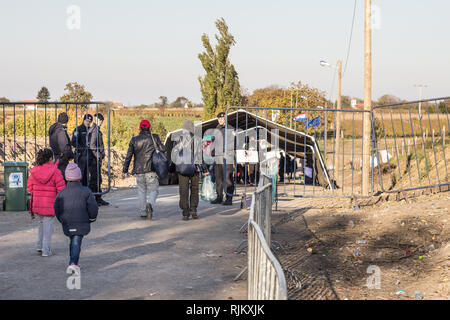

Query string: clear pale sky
[0,0,449,105]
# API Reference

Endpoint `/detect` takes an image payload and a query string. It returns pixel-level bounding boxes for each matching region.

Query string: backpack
[175,136,197,176]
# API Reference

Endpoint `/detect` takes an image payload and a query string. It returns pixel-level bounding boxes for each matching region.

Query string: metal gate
[372,97,450,194]
[223,106,378,203]
[0,101,111,196]
[223,98,449,202]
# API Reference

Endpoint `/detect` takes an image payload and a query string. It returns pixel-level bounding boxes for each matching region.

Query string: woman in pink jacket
[27,148,66,256]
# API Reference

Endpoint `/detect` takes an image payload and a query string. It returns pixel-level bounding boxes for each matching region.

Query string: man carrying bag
[122,120,167,219]
[172,120,208,220]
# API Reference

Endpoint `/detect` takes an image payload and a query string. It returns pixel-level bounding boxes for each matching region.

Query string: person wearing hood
[27,148,66,257]
[172,120,208,220]
[49,112,75,180]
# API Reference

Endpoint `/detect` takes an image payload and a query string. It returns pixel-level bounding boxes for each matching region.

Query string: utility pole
[362,0,372,196]
[335,60,343,180]
[414,84,427,119]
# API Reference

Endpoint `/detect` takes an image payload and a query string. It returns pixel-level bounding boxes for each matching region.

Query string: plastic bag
[201,175,216,202]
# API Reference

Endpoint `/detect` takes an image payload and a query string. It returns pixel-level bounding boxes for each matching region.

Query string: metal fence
[0,101,111,196]
[224,98,450,203]
[224,106,378,203]
[247,184,287,300]
[372,97,450,194]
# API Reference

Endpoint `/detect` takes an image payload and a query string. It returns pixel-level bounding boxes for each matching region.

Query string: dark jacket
[89,124,105,160]
[123,130,166,175]
[171,132,207,174]
[49,123,74,161]
[72,124,90,154]
[54,181,99,236]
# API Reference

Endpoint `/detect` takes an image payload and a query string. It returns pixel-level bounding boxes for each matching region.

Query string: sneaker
[146,203,153,220]
[42,250,52,257]
[210,198,223,205]
[66,264,80,275]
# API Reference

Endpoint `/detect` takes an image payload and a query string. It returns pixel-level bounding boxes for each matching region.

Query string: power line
[343,0,357,77]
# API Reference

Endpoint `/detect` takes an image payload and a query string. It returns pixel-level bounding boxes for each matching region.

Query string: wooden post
[362,0,372,196]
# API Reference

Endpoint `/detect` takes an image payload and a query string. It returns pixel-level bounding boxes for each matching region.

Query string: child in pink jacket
[27,148,66,256]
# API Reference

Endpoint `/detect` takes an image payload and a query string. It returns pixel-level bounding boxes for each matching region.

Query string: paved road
[0,186,248,300]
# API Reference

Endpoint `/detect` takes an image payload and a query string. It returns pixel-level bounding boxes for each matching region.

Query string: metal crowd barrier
[0,101,111,196]
[372,97,450,194]
[223,107,377,204]
[247,187,287,300]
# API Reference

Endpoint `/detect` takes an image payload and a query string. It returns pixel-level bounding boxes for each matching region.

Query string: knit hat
[140,120,151,129]
[58,112,69,124]
[65,163,82,181]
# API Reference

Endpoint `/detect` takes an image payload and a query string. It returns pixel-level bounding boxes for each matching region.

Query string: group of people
[25,111,242,274]
[121,112,237,221]
[28,148,98,275]
[48,111,108,206]
[27,111,108,275]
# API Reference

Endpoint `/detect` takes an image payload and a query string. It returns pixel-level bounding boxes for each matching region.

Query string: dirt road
[0,186,248,300]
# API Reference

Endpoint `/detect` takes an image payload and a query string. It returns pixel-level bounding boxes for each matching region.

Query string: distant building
[351,97,364,109]
[23,100,38,110]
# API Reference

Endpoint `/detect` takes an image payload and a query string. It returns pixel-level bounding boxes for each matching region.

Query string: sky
[0,0,449,106]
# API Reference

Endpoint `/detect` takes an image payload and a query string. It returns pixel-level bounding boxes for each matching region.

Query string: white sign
[9,172,23,188]
[236,150,259,164]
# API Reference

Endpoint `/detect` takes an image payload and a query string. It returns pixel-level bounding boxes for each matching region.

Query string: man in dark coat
[211,112,235,206]
[122,120,166,219]
[71,114,93,186]
[172,120,208,220]
[54,163,98,274]
[49,112,75,180]
[88,113,108,206]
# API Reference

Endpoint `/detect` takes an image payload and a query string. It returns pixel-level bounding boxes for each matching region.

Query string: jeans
[36,215,55,255]
[69,235,84,265]
[136,172,159,215]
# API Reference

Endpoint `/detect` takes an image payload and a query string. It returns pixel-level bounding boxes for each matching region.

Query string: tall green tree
[198,18,242,120]
[60,82,93,103]
[37,87,51,102]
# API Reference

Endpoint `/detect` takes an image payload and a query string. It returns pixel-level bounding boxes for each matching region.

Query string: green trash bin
[3,161,29,211]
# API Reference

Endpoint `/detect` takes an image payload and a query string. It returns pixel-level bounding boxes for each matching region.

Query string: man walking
[172,120,208,220]
[71,114,93,186]
[211,112,235,206]
[122,120,166,219]
[88,113,109,206]
[49,112,74,180]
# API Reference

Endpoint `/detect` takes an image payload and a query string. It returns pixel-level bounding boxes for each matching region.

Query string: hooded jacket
[27,161,66,216]
[49,122,74,161]
[54,181,98,236]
